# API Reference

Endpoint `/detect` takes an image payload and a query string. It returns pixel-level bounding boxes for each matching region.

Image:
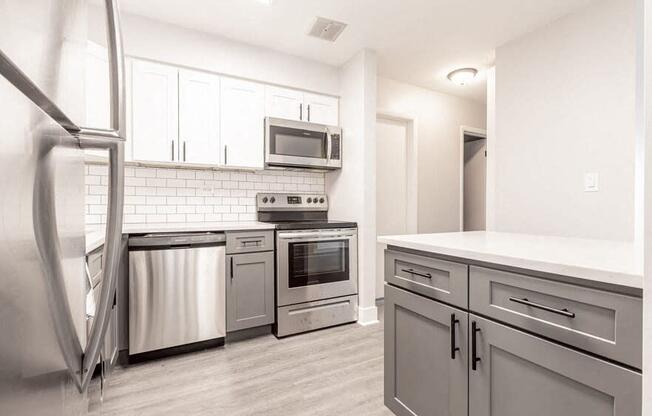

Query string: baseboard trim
[358,305,379,326]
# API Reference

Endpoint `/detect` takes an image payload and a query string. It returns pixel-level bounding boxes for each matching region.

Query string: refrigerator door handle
[76,0,126,393]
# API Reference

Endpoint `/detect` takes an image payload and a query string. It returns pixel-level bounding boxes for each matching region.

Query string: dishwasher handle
[129,232,226,248]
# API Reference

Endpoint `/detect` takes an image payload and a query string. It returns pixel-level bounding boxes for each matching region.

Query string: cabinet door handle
[299,103,303,120]
[471,321,481,371]
[450,314,460,360]
[307,104,311,121]
[508,297,575,318]
[224,145,228,165]
[183,141,186,162]
[401,268,432,279]
[171,140,175,161]
[230,257,234,279]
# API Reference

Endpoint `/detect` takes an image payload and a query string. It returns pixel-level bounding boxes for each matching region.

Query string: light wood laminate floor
[90,308,390,415]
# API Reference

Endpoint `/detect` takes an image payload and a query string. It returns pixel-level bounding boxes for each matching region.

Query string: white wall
[641,0,651,411]
[492,0,637,241]
[326,49,378,324]
[376,77,487,233]
[88,6,339,95]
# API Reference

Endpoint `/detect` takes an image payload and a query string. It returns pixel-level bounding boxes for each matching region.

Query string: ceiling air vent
[307,17,347,42]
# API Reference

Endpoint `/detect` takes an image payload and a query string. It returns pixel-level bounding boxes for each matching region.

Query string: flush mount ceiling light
[447,68,478,86]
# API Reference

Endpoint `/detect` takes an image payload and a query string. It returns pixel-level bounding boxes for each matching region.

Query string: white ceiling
[115,0,596,103]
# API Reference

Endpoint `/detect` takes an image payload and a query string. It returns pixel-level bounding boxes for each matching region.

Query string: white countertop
[378,231,643,290]
[85,221,275,254]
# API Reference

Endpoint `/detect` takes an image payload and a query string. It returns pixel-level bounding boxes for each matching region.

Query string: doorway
[460,127,487,231]
[376,114,417,299]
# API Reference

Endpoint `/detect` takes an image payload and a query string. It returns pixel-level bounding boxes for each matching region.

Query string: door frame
[376,110,418,234]
[459,125,487,231]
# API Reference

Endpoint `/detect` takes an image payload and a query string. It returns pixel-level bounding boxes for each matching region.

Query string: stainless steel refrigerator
[0,1,125,415]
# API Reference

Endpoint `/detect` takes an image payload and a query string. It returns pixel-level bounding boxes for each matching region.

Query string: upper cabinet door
[303,92,339,125]
[84,42,111,159]
[265,85,304,122]
[220,77,265,169]
[179,69,220,165]
[85,42,110,130]
[131,60,179,162]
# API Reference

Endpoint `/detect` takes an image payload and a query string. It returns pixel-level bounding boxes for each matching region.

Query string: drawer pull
[401,268,432,279]
[509,297,576,318]
[241,240,262,247]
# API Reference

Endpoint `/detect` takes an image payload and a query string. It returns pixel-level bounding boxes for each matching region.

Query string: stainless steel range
[257,193,358,337]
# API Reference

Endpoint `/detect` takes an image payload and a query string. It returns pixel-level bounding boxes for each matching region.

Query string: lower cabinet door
[469,315,641,416]
[226,252,275,332]
[385,284,468,416]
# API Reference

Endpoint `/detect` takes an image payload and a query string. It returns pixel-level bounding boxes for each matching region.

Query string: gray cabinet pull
[171,140,175,161]
[401,268,432,279]
[224,145,228,165]
[230,257,234,279]
[299,103,303,120]
[509,297,576,318]
[183,141,186,162]
[307,104,311,121]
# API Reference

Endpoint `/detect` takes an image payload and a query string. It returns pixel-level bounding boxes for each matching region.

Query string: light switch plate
[584,172,599,192]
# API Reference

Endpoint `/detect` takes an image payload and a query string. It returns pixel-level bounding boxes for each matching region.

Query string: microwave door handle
[326,129,332,162]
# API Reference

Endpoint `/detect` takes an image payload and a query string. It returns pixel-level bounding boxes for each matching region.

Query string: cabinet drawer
[385,249,468,308]
[469,266,642,369]
[226,230,274,254]
[86,248,103,288]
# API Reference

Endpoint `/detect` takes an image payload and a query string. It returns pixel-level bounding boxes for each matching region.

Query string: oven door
[265,117,333,169]
[277,229,358,306]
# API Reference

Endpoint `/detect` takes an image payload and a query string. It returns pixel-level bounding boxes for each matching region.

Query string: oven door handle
[278,230,356,240]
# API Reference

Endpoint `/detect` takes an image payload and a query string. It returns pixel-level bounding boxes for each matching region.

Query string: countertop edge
[378,236,643,291]
[85,222,276,254]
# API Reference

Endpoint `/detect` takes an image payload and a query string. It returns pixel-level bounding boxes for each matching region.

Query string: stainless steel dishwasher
[128,232,226,359]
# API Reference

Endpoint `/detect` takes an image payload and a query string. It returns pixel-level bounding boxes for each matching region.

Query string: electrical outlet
[584,172,599,192]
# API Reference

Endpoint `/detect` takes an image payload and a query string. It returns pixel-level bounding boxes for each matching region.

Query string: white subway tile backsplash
[85,164,326,226]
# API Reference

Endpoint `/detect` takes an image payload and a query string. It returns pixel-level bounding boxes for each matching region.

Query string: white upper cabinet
[178,69,220,165]
[303,92,339,125]
[220,77,265,169]
[85,42,110,130]
[265,86,339,125]
[131,60,179,162]
[265,85,304,122]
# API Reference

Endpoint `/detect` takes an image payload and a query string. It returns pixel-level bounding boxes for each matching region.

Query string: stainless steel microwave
[264,117,342,170]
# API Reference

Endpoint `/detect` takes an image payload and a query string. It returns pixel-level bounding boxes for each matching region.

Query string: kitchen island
[378,231,642,416]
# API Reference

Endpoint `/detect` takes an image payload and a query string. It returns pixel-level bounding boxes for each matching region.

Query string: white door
[463,137,487,231]
[303,92,338,125]
[178,69,220,164]
[265,85,304,122]
[376,117,408,299]
[220,77,265,169]
[131,59,179,162]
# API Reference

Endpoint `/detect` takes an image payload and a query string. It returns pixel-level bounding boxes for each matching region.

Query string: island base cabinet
[468,315,641,416]
[385,284,468,416]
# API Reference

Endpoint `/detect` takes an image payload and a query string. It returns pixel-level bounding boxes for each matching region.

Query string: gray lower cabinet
[226,251,275,332]
[385,284,468,416]
[469,314,641,416]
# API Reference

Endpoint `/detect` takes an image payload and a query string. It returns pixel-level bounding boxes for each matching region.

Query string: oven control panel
[256,193,328,211]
